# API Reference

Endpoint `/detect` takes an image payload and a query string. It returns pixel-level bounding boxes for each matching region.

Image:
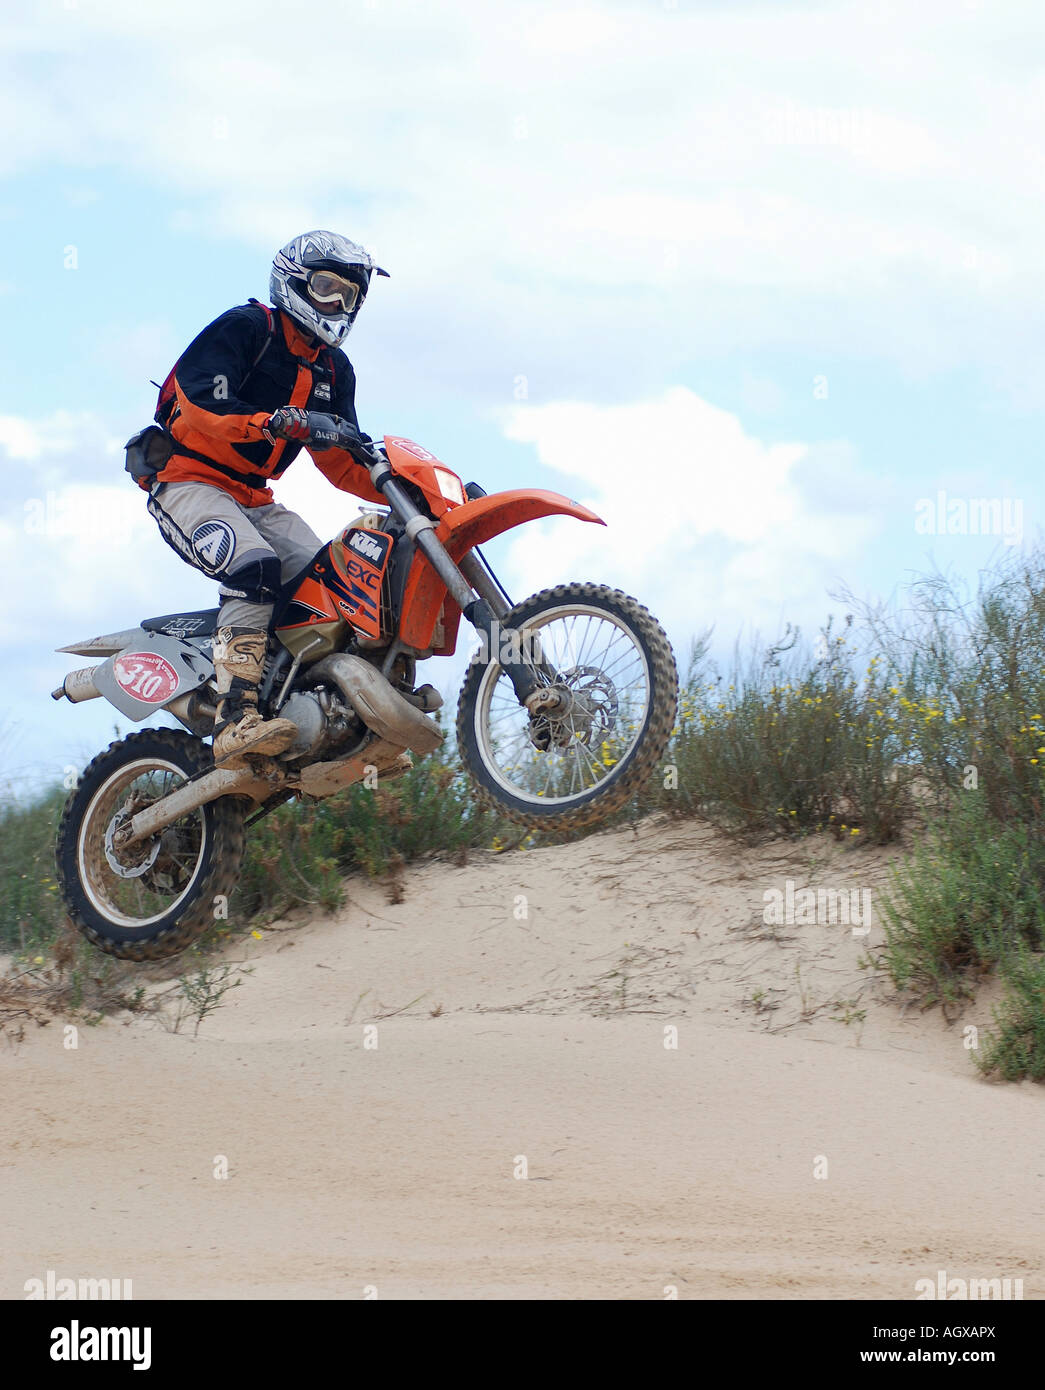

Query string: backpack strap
[245,298,277,374]
[155,301,277,429]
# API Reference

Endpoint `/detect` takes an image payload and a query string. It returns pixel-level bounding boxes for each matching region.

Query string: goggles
[306,269,362,313]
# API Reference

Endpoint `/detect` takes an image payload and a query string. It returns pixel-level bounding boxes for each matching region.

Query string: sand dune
[4,814,1042,1299]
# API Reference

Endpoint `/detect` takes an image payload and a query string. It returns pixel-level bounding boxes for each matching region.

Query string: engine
[277,685,364,761]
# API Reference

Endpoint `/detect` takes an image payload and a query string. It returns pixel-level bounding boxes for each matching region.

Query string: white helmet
[269,230,389,348]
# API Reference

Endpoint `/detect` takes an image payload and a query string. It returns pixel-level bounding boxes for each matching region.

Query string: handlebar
[307,414,384,465]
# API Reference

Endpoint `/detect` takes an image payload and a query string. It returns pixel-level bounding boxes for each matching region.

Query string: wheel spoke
[80,758,208,926]
[474,603,652,808]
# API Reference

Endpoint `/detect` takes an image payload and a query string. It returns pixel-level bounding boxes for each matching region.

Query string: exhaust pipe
[122,764,278,846]
[311,653,443,756]
[51,666,102,703]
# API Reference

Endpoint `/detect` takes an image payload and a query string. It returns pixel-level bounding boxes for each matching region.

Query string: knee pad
[218,550,282,607]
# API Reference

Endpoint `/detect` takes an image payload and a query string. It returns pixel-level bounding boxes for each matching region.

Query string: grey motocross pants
[147,480,323,630]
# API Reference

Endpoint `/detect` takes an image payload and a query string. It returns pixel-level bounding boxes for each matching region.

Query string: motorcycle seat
[140,608,220,637]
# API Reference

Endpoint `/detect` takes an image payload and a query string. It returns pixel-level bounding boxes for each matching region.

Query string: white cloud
[505,387,809,541]
[499,388,880,648]
[0,411,118,463]
[0,415,46,460]
[7,0,1045,397]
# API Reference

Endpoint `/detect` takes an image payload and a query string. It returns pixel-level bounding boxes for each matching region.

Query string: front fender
[398,488,605,653]
[439,488,604,555]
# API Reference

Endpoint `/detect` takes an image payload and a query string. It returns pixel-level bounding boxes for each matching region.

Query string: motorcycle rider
[143,230,389,767]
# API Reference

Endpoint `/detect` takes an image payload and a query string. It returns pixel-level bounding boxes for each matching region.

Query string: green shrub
[978,949,1045,1083]
[0,789,67,953]
[880,793,1045,1011]
[642,623,918,842]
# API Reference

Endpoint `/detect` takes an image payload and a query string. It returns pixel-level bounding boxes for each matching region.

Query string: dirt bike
[53,428,679,961]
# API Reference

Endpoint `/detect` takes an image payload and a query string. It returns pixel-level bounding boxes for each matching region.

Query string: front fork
[374,467,561,716]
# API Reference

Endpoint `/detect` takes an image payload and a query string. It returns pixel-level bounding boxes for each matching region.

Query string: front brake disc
[557,665,619,743]
[527,666,619,751]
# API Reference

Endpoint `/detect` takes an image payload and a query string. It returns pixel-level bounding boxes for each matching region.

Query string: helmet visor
[307,269,362,313]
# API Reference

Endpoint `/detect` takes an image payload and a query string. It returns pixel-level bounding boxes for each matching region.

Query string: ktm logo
[348,531,383,563]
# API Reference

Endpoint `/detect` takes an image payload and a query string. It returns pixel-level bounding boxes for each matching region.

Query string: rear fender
[398,489,604,653]
[57,628,150,658]
[87,631,214,722]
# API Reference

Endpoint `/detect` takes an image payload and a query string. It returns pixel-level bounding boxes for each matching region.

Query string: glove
[262,407,312,445]
[307,416,364,453]
[263,409,381,462]
[309,420,381,463]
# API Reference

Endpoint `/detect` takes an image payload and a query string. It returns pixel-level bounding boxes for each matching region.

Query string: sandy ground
[3,814,1043,1299]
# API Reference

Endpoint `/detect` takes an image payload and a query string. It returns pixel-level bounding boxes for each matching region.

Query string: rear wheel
[456,583,678,832]
[55,728,246,961]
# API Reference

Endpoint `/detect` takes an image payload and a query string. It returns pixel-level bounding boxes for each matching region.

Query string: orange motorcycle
[53,429,678,960]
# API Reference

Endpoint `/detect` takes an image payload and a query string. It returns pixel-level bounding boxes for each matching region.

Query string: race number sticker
[113,652,179,704]
[386,436,438,462]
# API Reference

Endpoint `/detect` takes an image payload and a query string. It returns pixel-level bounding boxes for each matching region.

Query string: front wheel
[456,583,678,832]
[55,728,246,961]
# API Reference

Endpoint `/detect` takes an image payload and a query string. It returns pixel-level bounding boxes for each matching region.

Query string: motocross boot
[211,627,296,769]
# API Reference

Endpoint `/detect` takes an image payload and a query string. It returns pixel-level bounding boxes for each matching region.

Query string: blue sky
[2,0,1042,792]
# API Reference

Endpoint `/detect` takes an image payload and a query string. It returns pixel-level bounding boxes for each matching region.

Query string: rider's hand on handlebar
[306,416,381,462]
[262,409,385,465]
[262,406,313,444]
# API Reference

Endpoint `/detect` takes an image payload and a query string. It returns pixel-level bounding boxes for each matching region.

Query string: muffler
[51,666,102,703]
[310,653,443,756]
